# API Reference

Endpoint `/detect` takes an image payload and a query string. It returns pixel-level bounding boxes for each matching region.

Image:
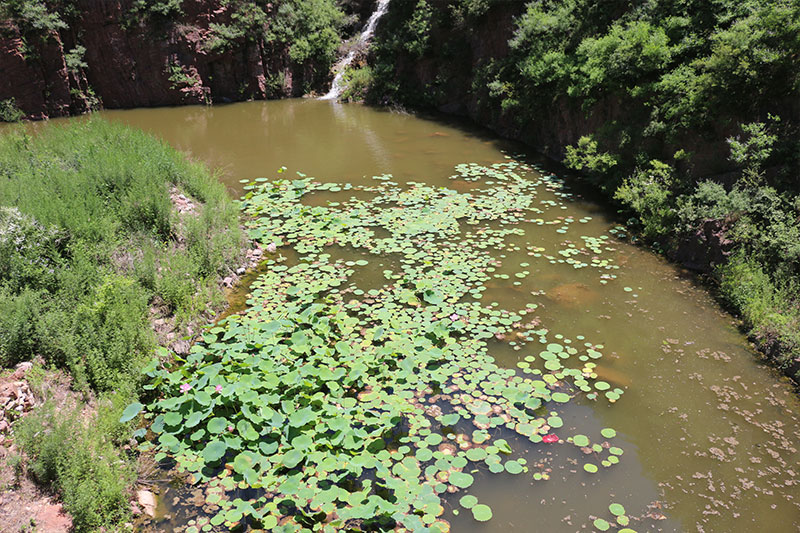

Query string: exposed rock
[171,340,192,355]
[136,490,157,517]
[35,503,73,533]
[0,0,329,120]
[669,218,734,273]
[0,374,35,439]
[13,361,32,379]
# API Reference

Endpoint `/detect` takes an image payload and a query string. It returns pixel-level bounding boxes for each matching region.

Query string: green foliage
[0,0,66,33]
[166,60,200,90]
[0,99,25,122]
[727,120,777,186]
[15,398,135,532]
[676,180,750,230]
[717,253,800,369]
[130,0,183,18]
[564,136,619,177]
[64,45,87,72]
[266,0,344,64]
[0,120,242,390]
[0,287,43,368]
[0,207,65,292]
[572,21,672,101]
[614,160,676,240]
[403,0,433,57]
[339,65,374,101]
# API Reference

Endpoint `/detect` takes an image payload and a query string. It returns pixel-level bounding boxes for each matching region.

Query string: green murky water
[64,100,800,531]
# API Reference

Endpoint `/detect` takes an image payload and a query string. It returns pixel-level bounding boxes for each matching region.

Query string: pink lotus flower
[180,383,192,393]
[450,313,459,321]
[214,385,223,393]
[266,242,277,253]
[227,425,234,432]
[542,434,559,443]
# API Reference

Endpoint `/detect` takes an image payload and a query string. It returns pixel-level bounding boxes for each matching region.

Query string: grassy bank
[363,0,800,380]
[0,119,243,531]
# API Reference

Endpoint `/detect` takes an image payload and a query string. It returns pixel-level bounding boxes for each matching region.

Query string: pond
[102,100,800,532]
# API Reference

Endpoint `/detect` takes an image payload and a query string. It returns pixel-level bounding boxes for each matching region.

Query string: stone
[136,490,157,517]
[35,503,72,532]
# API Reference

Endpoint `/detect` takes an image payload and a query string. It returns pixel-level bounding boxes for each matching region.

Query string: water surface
[96,100,800,532]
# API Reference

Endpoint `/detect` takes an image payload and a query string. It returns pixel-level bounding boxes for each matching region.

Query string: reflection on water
[83,100,800,531]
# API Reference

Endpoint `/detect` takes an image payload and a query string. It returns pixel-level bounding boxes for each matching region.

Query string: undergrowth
[0,119,243,531]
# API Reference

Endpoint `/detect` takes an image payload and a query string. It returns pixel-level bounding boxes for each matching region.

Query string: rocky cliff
[0,0,362,120]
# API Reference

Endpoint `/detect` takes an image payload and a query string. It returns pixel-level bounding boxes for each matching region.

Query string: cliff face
[0,25,76,120]
[0,0,362,120]
[369,0,796,180]
[370,0,625,167]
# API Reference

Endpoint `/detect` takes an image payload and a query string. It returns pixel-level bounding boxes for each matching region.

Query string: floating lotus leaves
[202,440,227,463]
[609,503,626,516]
[448,471,474,489]
[594,518,611,531]
[572,434,590,447]
[472,503,493,522]
[601,428,617,439]
[459,494,478,509]
[143,161,629,530]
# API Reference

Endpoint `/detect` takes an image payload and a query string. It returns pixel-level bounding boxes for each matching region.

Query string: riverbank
[0,120,246,531]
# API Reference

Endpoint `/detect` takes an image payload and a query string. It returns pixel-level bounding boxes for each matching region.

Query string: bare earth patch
[0,363,74,533]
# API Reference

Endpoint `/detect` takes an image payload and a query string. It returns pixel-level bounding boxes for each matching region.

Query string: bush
[0,207,66,293]
[0,120,242,390]
[676,181,751,232]
[717,253,800,369]
[339,66,374,102]
[563,135,619,179]
[614,160,676,240]
[0,99,25,122]
[0,288,44,368]
[15,398,135,532]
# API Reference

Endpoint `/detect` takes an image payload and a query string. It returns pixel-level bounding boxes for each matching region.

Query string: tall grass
[0,119,242,389]
[1,119,243,531]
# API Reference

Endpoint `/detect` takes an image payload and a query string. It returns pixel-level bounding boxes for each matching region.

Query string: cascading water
[320,0,391,100]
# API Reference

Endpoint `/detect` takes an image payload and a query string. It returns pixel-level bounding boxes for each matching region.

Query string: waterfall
[320,0,390,100]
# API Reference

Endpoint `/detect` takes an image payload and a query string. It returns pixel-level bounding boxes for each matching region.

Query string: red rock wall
[0,24,74,120]
[0,0,304,119]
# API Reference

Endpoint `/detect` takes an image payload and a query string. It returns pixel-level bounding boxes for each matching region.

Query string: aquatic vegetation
[141,159,633,530]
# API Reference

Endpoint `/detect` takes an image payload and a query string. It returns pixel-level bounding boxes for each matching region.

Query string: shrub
[71,275,152,391]
[0,120,242,390]
[339,66,374,102]
[0,99,25,122]
[0,207,65,293]
[614,160,676,240]
[717,253,800,369]
[564,136,619,178]
[15,399,135,532]
[676,181,750,231]
[0,288,44,368]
